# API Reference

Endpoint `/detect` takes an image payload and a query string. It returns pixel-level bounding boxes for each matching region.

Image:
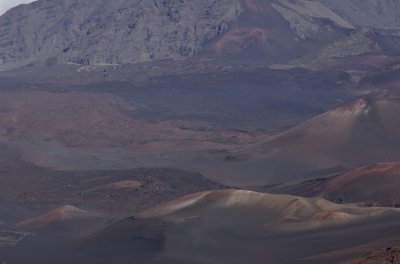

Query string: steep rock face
[0,0,241,68]
[0,0,399,69]
[0,0,356,69]
[320,0,400,29]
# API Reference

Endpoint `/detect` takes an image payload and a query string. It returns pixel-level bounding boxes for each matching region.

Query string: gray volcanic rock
[0,0,242,68]
[320,0,400,30]
[0,0,399,70]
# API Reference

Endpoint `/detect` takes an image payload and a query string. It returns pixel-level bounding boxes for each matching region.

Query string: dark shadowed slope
[345,248,400,264]
[360,63,400,93]
[0,142,224,222]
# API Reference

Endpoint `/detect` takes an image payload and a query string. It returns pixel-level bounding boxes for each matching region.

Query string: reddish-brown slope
[83,190,400,264]
[202,0,355,63]
[17,205,102,229]
[235,96,400,185]
[321,162,400,206]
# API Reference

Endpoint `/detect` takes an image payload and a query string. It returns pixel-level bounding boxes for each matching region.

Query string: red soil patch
[325,162,400,193]
[17,205,101,228]
[210,26,267,55]
[312,212,339,221]
[108,180,142,190]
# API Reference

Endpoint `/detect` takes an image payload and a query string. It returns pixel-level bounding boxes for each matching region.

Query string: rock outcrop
[1,0,399,69]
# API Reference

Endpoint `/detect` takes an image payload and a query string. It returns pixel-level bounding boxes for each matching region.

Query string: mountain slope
[256,162,400,207]
[25,190,400,264]
[321,162,400,206]
[0,0,242,69]
[2,0,399,69]
[320,0,400,29]
[219,96,400,185]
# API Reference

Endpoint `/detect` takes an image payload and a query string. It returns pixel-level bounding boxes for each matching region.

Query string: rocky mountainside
[320,0,400,30]
[0,0,399,70]
[0,0,242,68]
